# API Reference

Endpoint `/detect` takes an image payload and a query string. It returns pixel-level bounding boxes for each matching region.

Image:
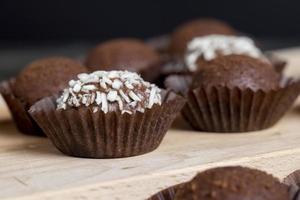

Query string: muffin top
[191,55,280,91]
[170,18,236,56]
[14,57,87,106]
[174,166,289,200]
[85,38,161,78]
[185,35,264,71]
[56,70,162,114]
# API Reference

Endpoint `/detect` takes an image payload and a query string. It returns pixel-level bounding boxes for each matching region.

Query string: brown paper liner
[148,184,183,200]
[165,75,300,132]
[284,171,300,200]
[29,90,185,158]
[0,79,44,136]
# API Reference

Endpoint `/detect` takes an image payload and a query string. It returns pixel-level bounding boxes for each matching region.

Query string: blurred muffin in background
[163,34,286,76]
[0,57,87,135]
[86,38,162,82]
[13,57,87,106]
[169,18,237,57]
[184,35,265,72]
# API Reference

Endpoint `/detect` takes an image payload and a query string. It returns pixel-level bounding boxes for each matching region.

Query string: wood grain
[0,49,300,200]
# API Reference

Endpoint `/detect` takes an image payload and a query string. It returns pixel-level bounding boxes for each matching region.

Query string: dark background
[0,0,300,79]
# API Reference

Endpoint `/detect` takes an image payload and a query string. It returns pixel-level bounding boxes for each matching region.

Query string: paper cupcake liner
[165,75,300,132]
[29,90,185,158]
[148,184,183,200]
[284,170,300,200]
[0,79,44,136]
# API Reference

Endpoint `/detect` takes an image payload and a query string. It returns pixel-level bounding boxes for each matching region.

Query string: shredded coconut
[185,35,264,71]
[56,70,162,114]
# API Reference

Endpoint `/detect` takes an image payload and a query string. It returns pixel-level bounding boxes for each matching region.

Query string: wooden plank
[0,48,300,200]
[17,148,300,200]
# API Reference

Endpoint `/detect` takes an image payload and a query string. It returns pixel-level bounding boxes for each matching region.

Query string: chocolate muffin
[29,70,185,158]
[163,35,286,77]
[165,54,299,132]
[56,70,162,114]
[185,35,265,72]
[170,18,236,56]
[85,38,162,81]
[191,55,280,91]
[174,166,289,200]
[0,57,87,135]
[13,57,87,106]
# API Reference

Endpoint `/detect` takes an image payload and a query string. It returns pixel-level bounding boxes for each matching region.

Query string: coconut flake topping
[185,35,263,71]
[57,70,161,114]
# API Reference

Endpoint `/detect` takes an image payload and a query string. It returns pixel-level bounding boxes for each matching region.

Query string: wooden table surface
[0,48,300,200]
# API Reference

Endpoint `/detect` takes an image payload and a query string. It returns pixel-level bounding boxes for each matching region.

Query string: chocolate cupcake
[165,55,300,132]
[29,71,185,158]
[0,57,87,135]
[150,166,289,200]
[163,35,285,76]
[13,57,87,106]
[85,38,162,82]
[169,18,236,57]
[185,35,266,72]
[191,55,280,91]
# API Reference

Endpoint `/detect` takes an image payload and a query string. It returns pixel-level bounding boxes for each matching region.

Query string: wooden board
[1,48,300,200]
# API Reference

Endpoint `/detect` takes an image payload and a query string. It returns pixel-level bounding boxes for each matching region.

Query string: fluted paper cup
[0,78,43,135]
[284,170,300,200]
[29,90,185,158]
[166,75,300,132]
[148,184,184,200]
